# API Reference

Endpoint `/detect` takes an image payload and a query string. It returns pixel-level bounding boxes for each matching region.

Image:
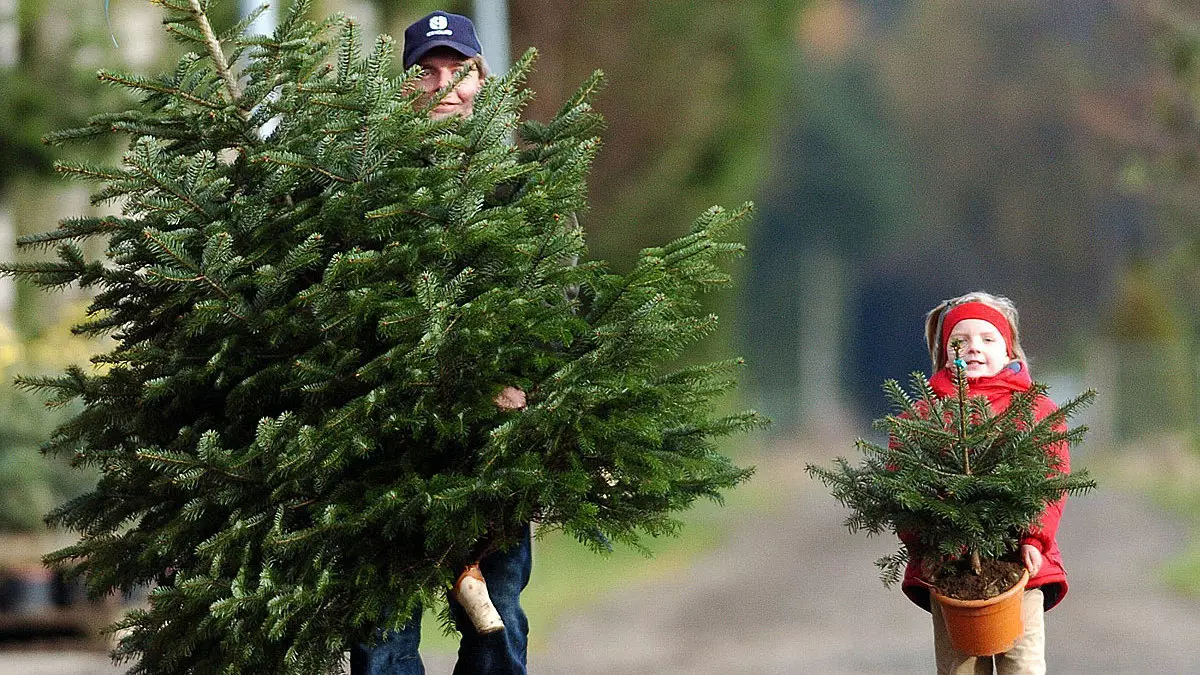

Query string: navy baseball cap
[403,11,482,69]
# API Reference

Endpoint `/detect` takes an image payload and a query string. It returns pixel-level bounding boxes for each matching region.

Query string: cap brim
[404,40,481,69]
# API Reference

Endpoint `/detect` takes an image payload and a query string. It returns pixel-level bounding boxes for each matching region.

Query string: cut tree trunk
[453,563,505,634]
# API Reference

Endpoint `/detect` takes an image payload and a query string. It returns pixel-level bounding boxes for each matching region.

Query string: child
[903,291,1071,675]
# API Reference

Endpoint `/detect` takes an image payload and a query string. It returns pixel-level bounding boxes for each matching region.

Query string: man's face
[416,48,481,120]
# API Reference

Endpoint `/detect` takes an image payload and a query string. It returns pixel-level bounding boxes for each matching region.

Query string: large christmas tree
[3,1,761,672]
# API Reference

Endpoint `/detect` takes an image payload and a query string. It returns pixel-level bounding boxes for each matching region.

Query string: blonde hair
[924,291,1026,372]
[468,54,490,79]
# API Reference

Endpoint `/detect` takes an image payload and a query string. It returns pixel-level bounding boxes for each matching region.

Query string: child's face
[945,318,1009,378]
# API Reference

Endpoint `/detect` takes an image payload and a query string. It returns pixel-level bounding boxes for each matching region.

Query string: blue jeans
[350,524,532,675]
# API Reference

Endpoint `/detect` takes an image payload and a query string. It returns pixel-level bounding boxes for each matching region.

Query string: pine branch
[184,0,247,118]
[126,153,212,218]
[98,70,225,110]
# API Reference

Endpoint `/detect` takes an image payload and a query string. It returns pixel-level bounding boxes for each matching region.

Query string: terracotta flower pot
[932,569,1030,656]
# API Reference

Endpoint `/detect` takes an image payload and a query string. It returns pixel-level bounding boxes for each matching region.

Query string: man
[405,11,486,120]
[349,11,533,675]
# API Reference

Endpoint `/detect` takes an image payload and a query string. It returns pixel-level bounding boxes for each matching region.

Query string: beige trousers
[931,588,1045,675]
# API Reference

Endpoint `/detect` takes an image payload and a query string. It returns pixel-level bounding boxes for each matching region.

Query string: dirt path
[3,445,1199,674]
[523,447,1200,675]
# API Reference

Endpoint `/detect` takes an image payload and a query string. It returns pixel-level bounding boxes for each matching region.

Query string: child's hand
[1020,543,1043,576]
[494,386,527,411]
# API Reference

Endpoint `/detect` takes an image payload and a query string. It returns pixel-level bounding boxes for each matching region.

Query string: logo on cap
[427,15,452,36]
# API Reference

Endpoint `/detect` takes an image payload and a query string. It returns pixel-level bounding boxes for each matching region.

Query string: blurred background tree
[744,0,1171,434]
[1124,0,1200,443]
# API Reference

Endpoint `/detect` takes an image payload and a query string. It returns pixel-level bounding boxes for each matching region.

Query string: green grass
[1164,539,1200,596]
[1091,433,1200,596]
[1158,474,1200,595]
[1145,456,1200,596]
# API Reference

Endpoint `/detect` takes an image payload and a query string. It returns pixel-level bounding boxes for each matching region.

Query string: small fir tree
[806,355,1096,590]
[2,1,762,672]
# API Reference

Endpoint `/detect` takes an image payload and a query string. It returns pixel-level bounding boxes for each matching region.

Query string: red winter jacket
[899,362,1070,612]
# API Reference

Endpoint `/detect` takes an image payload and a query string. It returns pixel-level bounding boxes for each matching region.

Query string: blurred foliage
[0,48,120,186]
[1105,0,1200,442]
[0,301,101,532]
[867,0,1148,348]
[1135,2,1200,340]
[509,0,803,268]
[744,49,922,425]
[744,0,1158,426]
[0,70,60,182]
[0,386,83,532]
[1109,261,1180,344]
[1131,0,1200,591]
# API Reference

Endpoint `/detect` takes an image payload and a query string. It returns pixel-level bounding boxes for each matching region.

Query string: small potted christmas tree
[806,351,1096,655]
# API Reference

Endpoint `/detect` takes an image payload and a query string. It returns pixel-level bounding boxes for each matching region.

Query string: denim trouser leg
[349,608,425,675]
[449,523,533,675]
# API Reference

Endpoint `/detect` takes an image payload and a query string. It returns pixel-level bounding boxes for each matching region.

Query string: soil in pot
[933,558,1025,600]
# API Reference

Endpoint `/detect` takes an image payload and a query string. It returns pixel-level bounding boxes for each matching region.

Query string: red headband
[941,302,1014,358]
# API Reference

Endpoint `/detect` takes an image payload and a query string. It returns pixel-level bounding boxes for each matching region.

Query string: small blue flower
[954,358,966,370]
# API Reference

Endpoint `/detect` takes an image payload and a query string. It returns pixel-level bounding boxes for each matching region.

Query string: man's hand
[494,386,526,411]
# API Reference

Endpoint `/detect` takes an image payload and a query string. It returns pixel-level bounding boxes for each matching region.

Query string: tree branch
[185,0,246,118]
